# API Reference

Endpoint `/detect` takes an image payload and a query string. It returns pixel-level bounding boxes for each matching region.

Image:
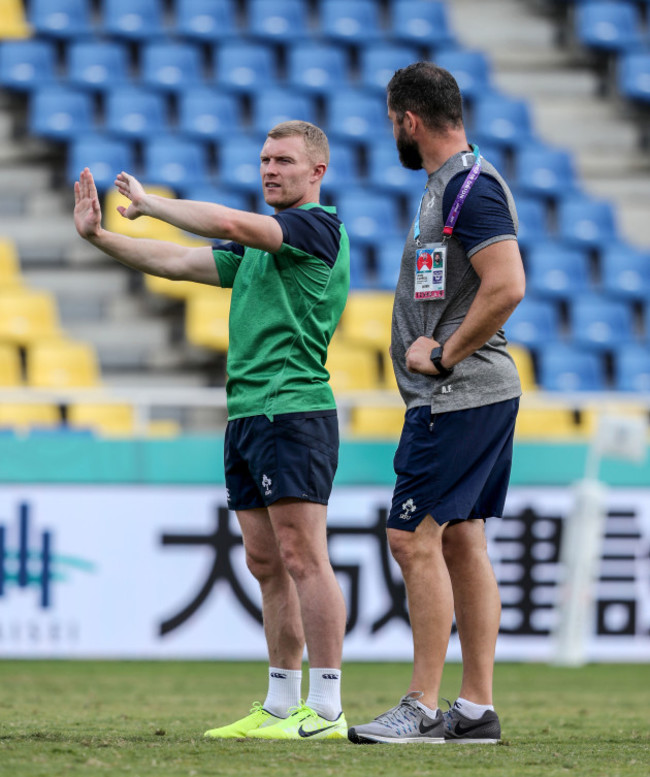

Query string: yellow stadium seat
[0,0,32,38]
[0,342,22,386]
[185,287,232,351]
[67,403,135,437]
[508,343,537,391]
[0,288,61,345]
[146,419,181,438]
[0,238,23,288]
[145,273,213,301]
[326,341,381,392]
[0,403,60,431]
[104,186,184,240]
[515,405,581,439]
[27,340,100,388]
[349,403,405,439]
[340,291,394,352]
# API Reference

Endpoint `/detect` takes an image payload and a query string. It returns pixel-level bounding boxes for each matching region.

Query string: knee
[442,522,487,567]
[389,529,428,571]
[245,545,284,584]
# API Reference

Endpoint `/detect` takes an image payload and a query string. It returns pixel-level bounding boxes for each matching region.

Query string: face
[259,135,322,211]
[388,108,423,171]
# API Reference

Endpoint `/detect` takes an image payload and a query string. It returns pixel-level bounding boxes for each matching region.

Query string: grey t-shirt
[391,148,522,413]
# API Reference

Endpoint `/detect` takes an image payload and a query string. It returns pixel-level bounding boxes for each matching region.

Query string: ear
[311,162,327,183]
[403,110,420,135]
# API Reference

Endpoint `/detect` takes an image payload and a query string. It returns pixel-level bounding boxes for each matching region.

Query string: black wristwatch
[430,346,454,378]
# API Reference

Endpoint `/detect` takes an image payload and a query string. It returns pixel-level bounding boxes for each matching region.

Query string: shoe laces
[374,693,422,733]
[286,700,313,719]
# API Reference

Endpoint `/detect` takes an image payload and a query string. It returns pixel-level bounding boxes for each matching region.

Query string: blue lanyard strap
[413,144,481,244]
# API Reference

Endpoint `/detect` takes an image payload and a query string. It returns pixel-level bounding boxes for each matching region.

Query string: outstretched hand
[73,167,102,240]
[114,171,148,220]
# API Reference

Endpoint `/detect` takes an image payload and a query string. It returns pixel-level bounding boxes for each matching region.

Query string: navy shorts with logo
[224,411,339,511]
[388,398,519,531]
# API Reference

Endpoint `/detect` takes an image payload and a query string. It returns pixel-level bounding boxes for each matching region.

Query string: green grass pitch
[0,660,648,777]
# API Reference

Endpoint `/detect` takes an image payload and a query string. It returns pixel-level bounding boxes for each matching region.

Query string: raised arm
[74,168,220,286]
[114,171,284,255]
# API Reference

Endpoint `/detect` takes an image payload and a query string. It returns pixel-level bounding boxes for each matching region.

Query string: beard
[396,128,423,171]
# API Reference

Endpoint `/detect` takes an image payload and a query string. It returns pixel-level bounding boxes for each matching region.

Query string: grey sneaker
[443,701,501,743]
[348,692,445,744]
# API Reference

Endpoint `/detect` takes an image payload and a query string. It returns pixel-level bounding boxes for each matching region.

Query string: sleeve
[442,173,517,257]
[211,241,245,288]
[271,207,342,268]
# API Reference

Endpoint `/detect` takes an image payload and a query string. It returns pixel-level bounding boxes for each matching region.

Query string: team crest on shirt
[399,498,416,521]
[262,474,272,496]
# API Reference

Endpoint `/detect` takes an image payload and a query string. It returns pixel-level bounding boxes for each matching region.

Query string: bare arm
[114,171,284,254]
[405,240,526,374]
[74,168,220,285]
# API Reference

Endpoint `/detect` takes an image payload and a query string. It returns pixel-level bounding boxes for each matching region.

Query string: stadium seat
[320,0,383,44]
[0,342,22,386]
[507,343,537,391]
[214,42,277,93]
[556,194,618,249]
[320,140,360,194]
[599,242,650,300]
[574,0,644,53]
[142,136,210,195]
[366,140,428,194]
[0,39,57,91]
[434,49,492,103]
[247,0,309,42]
[250,89,317,134]
[391,0,455,49]
[104,86,168,140]
[336,188,401,247]
[325,340,382,392]
[103,0,166,40]
[67,403,135,436]
[104,185,181,240]
[29,86,95,141]
[515,405,583,439]
[0,0,31,38]
[375,237,407,290]
[0,238,23,289]
[537,344,607,391]
[67,41,130,92]
[0,288,61,345]
[181,184,249,211]
[286,42,349,95]
[513,144,579,200]
[216,136,265,192]
[185,287,232,351]
[140,41,204,93]
[503,296,562,348]
[614,343,650,392]
[325,89,390,143]
[339,291,394,351]
[176,0,237,42]
[470,93,534,149]
[29,0,93,39]
[525,242,592,299]
[618,51,650,104]
[0,403,61,431]
[568,294,637,352]
[512,193,550,251]
[67,134,135,191]
[26,340,101,388]
[359,43,421,93]
[178,88,240,141]
[349,404,405,438]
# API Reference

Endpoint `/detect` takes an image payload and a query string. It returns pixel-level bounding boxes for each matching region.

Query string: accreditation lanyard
[413,144,481,246]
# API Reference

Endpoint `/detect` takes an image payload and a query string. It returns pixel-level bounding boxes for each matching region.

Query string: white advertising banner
[0,485,649,661]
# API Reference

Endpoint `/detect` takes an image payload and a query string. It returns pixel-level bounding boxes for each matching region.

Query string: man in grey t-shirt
[348,63,526,745]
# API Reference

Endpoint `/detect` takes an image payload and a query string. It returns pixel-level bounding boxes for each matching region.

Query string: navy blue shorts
[224,412,339,511]
[388,398,519,531]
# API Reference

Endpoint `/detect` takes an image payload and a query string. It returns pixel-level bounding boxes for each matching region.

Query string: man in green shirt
[74,121,350,740]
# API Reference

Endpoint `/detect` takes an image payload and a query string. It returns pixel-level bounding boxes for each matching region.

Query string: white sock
[305,668,342,721]
[416,700,439,718]
[263,667,302,718]
[455,697,494,720]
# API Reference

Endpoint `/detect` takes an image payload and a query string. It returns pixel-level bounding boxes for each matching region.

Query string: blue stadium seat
[325,89,390,143]
[375,237,407,289]
[178,88,240,141]
[214,42,277,93]
[286,42,349,95]
[525,241,592,299]
[359,43,421,93]
[29,86,95,140]
[556,194,618,249]
[391,0,455,49]
[29,0,94,39]
[176,0,237,42]
[617,51,650,103]
[599,242,650,301]
[503,296,562,348]
[181,183,249,211]
[366,140,427,194]
[319,0,383,44]
[537,344,607,391]
[0,39,57,91]
[336,188,401,246]
[474,141,508,176]
[575,0,644,53]
[321,141,360,194]
[614,343,650,392]
[104,86,168,139]
[511,193,550,252]
[142,136,210,194]
[513,144,579,200]
[471,93,534,149]
[67,133,135,190]
[216,136,265,192]
[67,41,130,92]
[251,89,317,134]
[434,49,492,103]
[103,0,166,41]
[247,0,309,42]
[140,41,204,92]
[569,294,637,352]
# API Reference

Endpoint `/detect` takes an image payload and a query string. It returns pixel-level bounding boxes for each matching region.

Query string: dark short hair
[387,62,464,132]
